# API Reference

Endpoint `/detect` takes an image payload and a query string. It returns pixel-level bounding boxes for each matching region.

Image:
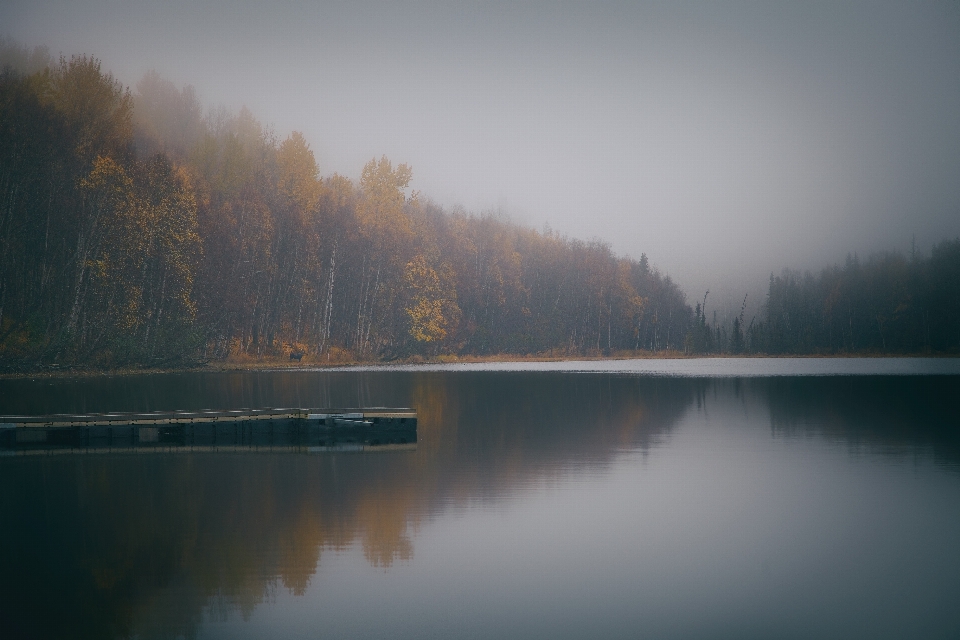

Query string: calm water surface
[1,359,959,639]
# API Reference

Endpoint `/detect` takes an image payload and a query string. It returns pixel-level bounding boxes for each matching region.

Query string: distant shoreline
[2,351,958,380]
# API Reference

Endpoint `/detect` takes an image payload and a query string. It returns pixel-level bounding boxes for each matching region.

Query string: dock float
[0,408,416,455]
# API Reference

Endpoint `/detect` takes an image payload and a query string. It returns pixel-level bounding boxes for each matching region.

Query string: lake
[1,359,959,639]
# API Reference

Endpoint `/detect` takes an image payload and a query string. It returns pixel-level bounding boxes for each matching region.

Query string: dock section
[0,408,416,455]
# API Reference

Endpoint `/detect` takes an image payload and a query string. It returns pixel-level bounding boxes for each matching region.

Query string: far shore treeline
[1,45,958,369]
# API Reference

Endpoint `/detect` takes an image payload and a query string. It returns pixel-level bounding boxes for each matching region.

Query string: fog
[4,0,959,314]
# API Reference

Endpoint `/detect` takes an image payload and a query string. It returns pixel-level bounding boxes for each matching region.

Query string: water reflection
[0,371,957,639]
[763,376,960,465]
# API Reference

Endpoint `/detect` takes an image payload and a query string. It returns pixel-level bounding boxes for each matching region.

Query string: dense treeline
[687,243,960,355]
[757,243,960,354]
[2,45,957,368]
[0,48,690,368]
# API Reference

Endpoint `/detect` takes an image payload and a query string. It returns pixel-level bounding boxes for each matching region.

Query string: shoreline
[2,351,957,380]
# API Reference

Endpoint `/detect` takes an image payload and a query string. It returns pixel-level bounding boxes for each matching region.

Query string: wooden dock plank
[0,442,417,456]
[0,408,416,428]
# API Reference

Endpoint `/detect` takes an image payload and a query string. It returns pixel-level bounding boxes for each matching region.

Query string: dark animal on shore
[290,351,304,361]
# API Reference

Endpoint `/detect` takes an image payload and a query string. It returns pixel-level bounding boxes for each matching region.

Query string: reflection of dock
[0,409,417,455]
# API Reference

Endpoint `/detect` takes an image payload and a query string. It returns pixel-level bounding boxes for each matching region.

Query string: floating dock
[0,408,416,455]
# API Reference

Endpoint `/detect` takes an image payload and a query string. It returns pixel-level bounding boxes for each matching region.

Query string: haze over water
[1,360,958,638]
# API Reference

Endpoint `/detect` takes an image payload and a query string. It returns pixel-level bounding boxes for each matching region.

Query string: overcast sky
[4,0,960,311]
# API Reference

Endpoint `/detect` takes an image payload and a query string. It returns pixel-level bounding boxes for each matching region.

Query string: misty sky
[4,0,960,311]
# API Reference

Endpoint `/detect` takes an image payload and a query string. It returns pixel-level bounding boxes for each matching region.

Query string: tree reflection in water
[0,371,956,639]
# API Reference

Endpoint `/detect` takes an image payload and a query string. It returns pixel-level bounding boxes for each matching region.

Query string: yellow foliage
[277,131,322,215]
[77,154,200,337]
[357,155,413,243]
[407,298,448,342]
[403,254,460,343]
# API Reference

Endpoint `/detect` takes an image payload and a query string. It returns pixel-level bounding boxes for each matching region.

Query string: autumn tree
[69,153,200,364]
[272,131,323,348]
[402,254,461,354]
[352,156,415,356]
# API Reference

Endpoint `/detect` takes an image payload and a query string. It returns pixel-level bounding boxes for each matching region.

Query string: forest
[1,44,958,369]
[687,241,960,355]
